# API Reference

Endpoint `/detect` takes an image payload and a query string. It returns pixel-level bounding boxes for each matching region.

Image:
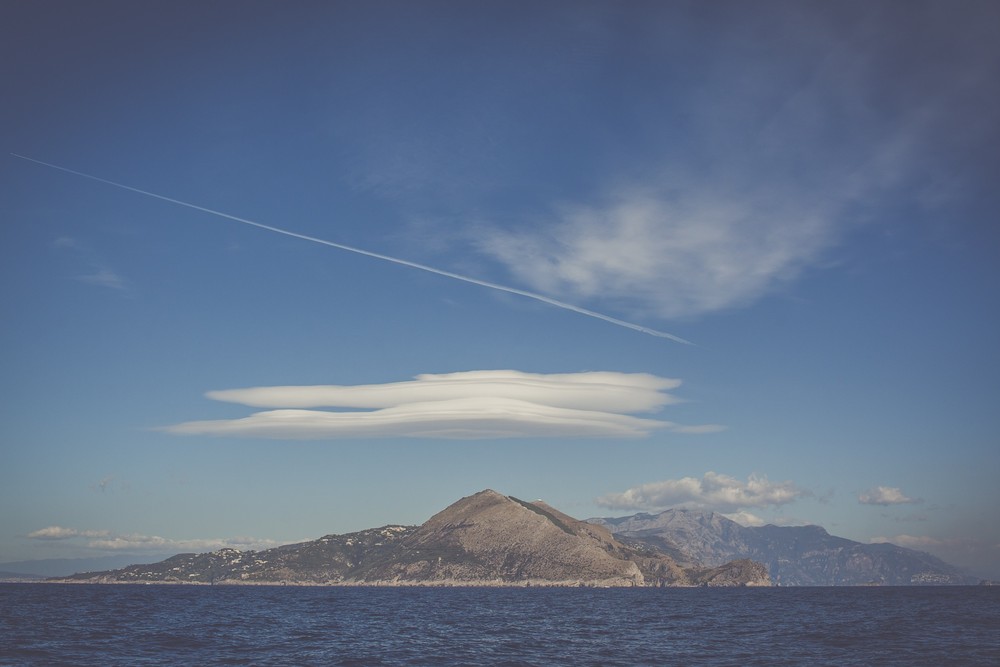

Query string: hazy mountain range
[0,555,170,579]
[589,509,979,585]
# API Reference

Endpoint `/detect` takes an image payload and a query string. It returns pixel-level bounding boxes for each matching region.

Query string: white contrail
[11,153,691,344]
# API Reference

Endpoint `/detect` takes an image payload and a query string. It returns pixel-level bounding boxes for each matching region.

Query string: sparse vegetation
[508,497,575,535]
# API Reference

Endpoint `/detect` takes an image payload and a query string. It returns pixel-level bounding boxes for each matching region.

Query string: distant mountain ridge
[589,508,978,585]
[0,571,43,582]
[0,555,172,579]
[52,491,769,587]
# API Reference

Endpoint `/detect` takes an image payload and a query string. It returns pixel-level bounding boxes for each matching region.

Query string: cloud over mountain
[166,370,721,440]
[597,472,805,513]
[859,486,920,506]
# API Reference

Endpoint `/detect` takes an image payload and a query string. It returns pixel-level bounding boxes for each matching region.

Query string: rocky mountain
[590,509,977,585]
[53,490,769,587]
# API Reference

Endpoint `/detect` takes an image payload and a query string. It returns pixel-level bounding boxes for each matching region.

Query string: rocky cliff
[53,490,769,587]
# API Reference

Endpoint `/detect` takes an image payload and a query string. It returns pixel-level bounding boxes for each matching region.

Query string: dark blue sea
[2,584,998,666]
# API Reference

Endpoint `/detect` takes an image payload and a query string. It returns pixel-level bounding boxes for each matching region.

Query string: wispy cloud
[52,234,129,292]
[27,525,279,553]
[166,370,722,440]
[477,190,835,320]
[472,5,999,321]
[597,472,805,512]
[28,526,110,540]
[77,267,126,291]
[859,486,920,506]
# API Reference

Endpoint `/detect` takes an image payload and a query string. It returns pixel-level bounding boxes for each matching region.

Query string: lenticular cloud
[165,370,721,440]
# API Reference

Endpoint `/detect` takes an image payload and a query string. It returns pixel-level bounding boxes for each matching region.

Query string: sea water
[1,584,998,665]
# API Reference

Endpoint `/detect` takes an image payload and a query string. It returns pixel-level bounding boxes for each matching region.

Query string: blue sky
[3,1,998,578]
